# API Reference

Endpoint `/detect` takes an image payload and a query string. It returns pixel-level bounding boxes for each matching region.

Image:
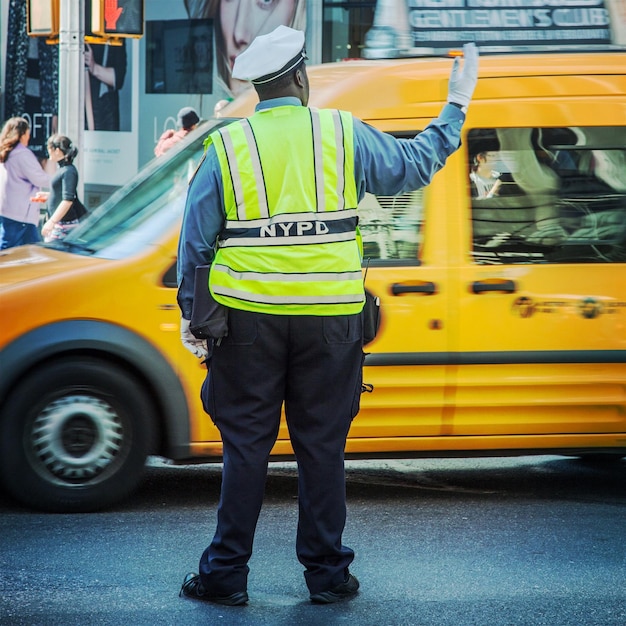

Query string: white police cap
[232,25,306,85]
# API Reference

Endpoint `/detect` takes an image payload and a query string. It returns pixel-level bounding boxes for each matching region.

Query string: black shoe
[179,572,249,606]
[310,573,360,604]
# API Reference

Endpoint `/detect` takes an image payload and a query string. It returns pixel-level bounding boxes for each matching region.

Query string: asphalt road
[1,455,625,626]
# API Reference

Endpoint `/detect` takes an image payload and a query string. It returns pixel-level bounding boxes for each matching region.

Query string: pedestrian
[0,116,50,249]
[154,107,200,157]
[41,134,86,242]
[177,26,479,606]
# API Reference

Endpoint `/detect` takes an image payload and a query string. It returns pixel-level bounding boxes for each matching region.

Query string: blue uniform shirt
[177,98,465,319]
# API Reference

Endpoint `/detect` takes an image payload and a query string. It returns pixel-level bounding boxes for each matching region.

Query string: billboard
[364,0,626,57]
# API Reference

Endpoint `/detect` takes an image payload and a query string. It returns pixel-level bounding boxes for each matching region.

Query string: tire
[0,357,155,512]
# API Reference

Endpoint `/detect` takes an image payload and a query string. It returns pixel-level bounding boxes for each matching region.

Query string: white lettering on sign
[408,0,604,6]
[410,6,608,27]
[409,0,465,6]
[405,0,613,48]
[413,26,609,39]
[552,7,608,25]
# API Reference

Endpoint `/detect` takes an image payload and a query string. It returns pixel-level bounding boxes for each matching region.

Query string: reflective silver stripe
[213,285,365,305]
[213,263,363,282]
[311,110,346,213]
[224,208,358,229]
[311,110,325,213]
[241,120,269,219]
[218,231,357,248]
[331,110,346,212]
[221,122,269,220]
[219,129,246,220]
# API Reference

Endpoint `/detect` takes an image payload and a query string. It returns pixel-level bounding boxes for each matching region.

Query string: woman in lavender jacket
[0,117,50,249]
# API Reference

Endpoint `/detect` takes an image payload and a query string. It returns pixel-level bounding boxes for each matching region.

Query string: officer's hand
[447,43,479,108]
[181,317,208,360]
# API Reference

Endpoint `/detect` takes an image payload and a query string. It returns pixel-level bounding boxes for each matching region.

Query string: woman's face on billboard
[220,0,298,94]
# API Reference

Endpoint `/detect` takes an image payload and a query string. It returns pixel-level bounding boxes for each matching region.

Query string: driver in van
[469,143,519,199]
[177,26,479,606]
[470,149,503,198]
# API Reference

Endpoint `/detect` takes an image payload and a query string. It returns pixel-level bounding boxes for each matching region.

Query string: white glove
[447,43,479,108]
[180,317,209,360]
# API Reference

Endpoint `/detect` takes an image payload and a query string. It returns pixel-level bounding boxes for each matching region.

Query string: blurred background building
[1,0,624,207]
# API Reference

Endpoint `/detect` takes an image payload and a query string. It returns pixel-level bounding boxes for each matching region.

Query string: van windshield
[44,120,229,259]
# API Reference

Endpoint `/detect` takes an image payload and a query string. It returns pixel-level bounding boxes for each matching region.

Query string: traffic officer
[177,25,479,606]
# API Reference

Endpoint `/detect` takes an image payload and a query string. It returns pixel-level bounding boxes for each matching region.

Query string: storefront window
[322,0,376,62]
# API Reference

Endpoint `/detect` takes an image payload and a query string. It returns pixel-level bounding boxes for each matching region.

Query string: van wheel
[0,357,154,513]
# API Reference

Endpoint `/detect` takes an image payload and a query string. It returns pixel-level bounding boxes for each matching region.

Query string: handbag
[69,197,87,221]
[189,265,229,340]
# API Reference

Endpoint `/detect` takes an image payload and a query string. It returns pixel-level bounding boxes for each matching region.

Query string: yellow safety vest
[206,105,365,316]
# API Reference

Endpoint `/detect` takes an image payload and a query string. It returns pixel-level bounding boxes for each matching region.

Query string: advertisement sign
[83,37,138,189]
[143,0,307,166]
[364,0,626,57]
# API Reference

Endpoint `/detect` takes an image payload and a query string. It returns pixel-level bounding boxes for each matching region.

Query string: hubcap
[30,395,124,483]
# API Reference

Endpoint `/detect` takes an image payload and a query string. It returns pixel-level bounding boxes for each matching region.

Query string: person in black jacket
[41,134,85,241]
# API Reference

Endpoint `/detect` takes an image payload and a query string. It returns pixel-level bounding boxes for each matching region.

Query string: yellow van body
[1,51,624,511]
[225,51,626,457]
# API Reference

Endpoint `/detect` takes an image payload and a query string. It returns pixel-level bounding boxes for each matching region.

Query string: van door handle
[471,279,517,294]
[391,282,437,295]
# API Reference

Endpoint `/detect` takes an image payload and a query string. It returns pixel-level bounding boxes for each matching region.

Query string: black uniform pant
[199,308,364,595]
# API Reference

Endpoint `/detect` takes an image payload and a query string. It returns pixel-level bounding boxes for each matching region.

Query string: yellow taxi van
[1,51,625,512]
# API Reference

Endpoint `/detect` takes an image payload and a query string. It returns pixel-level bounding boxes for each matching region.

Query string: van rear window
[468,127,626,265]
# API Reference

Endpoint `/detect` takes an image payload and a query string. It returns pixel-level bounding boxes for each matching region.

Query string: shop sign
[364,0,626,57]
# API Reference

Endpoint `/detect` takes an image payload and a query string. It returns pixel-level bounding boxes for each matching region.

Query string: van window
[358,130,426,263]
[359,189,424,262]
[44,121,226,259]
[468,127,626,265]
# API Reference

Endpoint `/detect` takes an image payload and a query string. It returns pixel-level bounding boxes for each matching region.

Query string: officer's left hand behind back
[447,42,479,108]
[180,317,209,360]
